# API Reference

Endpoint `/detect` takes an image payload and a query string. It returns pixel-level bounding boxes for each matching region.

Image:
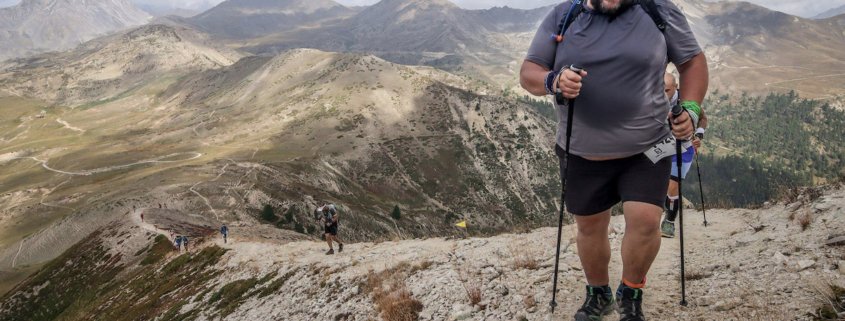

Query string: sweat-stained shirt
[525,0,702,159]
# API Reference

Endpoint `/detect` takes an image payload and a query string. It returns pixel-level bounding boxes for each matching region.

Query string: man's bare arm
[520,60,551,96]
[677,53,709,106]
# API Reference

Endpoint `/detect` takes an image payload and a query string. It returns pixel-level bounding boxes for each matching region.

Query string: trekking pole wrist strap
[680,100,701,129]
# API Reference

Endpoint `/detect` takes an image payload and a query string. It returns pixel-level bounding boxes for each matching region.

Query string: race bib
[644,136,689,164]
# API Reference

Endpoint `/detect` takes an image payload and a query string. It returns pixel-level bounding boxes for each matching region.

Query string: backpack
[552,0,667,44]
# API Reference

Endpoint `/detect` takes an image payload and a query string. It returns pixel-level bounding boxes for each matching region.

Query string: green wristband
[680,100,701,119]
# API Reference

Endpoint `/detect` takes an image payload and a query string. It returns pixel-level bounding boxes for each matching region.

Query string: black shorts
[324,224,338,236]
[556,145,671,216]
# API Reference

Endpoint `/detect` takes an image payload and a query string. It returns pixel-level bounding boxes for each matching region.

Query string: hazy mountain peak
[190,0,352,38]
[0,0,150,60]
[814,4,845,19]
[370,0,460,12]
[212,0,344,13]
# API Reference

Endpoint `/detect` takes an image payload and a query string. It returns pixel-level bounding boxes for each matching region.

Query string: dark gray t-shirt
[526,0,701,158]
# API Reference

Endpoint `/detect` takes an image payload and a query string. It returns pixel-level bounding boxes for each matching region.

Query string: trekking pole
[671,104,688,307]
[550,65,582,313]
[694,154,708,226]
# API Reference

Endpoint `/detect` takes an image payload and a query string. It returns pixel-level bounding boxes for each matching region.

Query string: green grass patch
[258,269,298,298]
[140,235,171,265]
[210,278,259,317]
[0,230,125,321]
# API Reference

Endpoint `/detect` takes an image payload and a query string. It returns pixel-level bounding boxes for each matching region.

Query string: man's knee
[575,211,611,236]
[624,202,662,235]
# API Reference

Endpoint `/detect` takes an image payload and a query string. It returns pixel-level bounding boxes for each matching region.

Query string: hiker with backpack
[314,203,344,255]
[520,0,708,320]
[221,225,229,244]
[174,235,183,252]
[661,73,709,238]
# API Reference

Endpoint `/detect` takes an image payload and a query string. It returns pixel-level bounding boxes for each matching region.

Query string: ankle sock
[665,195,680,222]
[622,277,646,289]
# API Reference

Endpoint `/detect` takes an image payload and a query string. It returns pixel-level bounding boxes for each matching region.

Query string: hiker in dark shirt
[315,204,344,255]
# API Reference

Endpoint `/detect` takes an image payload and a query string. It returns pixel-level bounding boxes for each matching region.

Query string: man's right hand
[558,68,588,99]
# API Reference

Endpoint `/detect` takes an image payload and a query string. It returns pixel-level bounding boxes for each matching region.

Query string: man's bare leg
[667,180,679,199]
[621,201,662,284]
[325,234,333,250]
[574,210,612,286]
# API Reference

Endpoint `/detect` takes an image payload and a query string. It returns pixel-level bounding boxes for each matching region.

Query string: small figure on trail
[221,225,229,244]
[661,73,709,238]
[183,236,190,251]
[174,235,183,252]
[315,203,344,255]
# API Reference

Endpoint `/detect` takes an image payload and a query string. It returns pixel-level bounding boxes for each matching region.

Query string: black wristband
[544,70,558,96]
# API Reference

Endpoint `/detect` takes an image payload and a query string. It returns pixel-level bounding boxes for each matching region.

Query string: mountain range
[0,0,151,61]
[814,3,845,19]
[0,21,561,285]
[189,0,356,38]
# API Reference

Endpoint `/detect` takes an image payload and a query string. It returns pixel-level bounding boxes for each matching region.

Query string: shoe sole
[574,302,615,321]
[661,233,675,238]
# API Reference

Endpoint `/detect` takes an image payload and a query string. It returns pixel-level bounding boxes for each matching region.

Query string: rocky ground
[5,184,842,321]
[192,184,844,321]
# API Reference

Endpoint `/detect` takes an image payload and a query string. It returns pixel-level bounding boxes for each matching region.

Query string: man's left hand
[692,138,702,150]
[669,111,694,140]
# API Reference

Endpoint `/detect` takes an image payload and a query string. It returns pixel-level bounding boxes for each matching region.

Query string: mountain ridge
[0,0,151,60]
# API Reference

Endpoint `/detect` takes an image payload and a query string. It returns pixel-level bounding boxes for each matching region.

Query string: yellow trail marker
[455,221,467,228]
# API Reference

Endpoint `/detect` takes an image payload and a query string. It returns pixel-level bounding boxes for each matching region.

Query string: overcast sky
[1,0,844,18]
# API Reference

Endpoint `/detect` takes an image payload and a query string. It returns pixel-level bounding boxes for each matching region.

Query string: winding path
[130,208,166,236]
[189,163,229,221]
[56,118,84,133]
[10,241,24,268]
[9,152,203,176]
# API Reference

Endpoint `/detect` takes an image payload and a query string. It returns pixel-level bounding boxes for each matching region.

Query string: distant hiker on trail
[315,203,344,255]
[183,236,190,251]
[174,235,183,252]
[140,212,144,223]
[661,73,709,238]
[221,225,229,244]
[521,0,708,319]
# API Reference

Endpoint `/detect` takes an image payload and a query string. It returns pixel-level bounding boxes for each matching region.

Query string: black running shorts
[556,144,671,216]
[325,223,338,236]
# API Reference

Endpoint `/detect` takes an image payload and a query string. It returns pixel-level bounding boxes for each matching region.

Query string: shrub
[391,205,401,220]
[261,204,277,222]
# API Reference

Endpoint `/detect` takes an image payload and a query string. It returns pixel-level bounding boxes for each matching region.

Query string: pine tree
[261,204,277,222]
[391,205,401,220]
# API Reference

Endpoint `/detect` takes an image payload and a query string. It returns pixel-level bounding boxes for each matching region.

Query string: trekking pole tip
[549,300,557,312]
[680,300,688,306]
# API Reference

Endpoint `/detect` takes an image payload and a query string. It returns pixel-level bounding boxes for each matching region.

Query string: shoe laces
[578,290,610,315]
[618,295,644,321]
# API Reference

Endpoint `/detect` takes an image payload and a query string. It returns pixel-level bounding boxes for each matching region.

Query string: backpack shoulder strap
[636,0,667,31]
[553,0,585,43]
